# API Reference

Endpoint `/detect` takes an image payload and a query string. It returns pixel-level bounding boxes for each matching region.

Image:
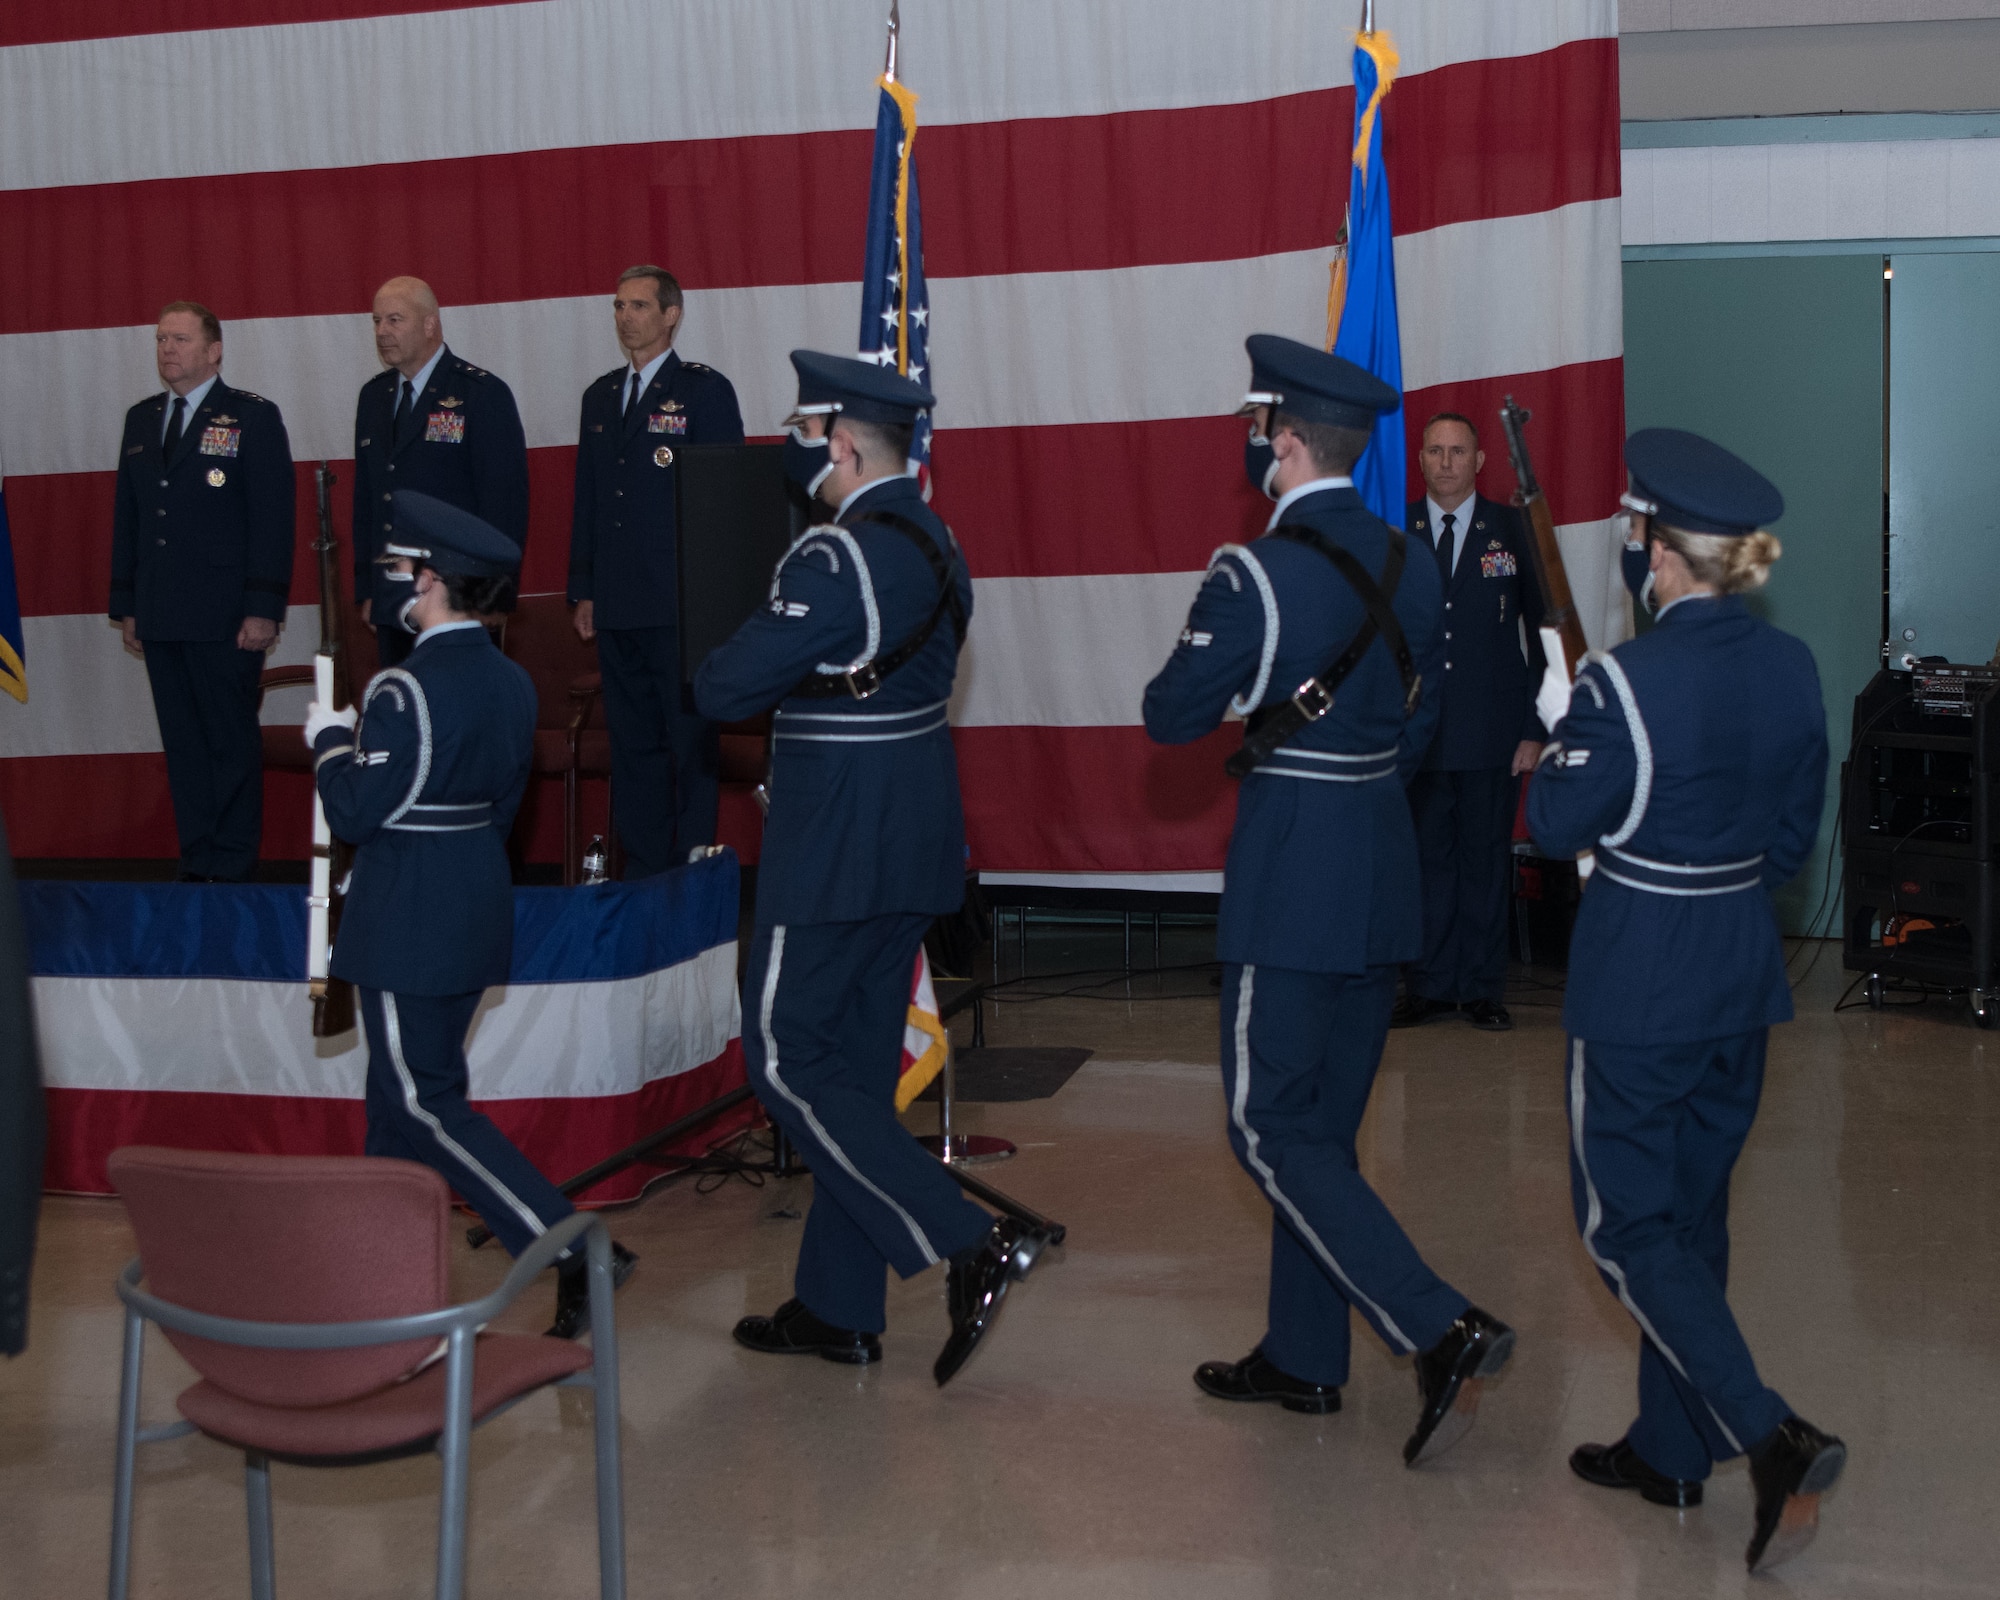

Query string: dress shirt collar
[1266,475,1354,529]
[163,373,219,435]
[415,618,486,646]
[395,345,447,407]
[626,347,675,400]
[1425,493,1476,570]
[1654,588,1723,622]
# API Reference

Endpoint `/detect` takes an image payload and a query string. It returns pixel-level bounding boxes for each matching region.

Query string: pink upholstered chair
[106,1147,624,1600]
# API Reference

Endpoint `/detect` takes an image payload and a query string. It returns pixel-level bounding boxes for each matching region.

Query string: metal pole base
[917,1133,1017,1165]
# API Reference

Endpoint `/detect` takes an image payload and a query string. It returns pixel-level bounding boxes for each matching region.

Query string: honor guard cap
[377,490,521,577]
[1623,428,1784,536]
[1239,334,1400,429]
[787,349,935,426]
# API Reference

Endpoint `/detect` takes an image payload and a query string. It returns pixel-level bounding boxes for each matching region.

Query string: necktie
[163,396,187,457]
[623,369,640,419]
[393,377,414,437]
[1437,511,1457,587]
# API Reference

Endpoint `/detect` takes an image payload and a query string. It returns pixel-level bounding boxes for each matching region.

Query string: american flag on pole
[858,65,933,488]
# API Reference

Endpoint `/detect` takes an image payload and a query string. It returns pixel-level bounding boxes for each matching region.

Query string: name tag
[425,412,466,444]
[198,427,241,458]
[1479,550,1517,579]
[649,413,688,435]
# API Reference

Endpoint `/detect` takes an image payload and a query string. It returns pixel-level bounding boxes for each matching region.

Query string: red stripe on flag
[0,0,538,50]
[0,40,1615,336]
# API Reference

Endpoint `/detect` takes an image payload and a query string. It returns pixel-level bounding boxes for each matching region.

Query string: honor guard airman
[1529,430,1843,1571]
[1144,336,1515,1466]
[351,277,529,667]
[695,351,1049,1386]
[109,301,295,882]
[568,266,745,874]
[306,492,633,1338]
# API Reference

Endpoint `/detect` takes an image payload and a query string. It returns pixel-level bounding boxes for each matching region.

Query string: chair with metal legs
[106,1147,624,1600]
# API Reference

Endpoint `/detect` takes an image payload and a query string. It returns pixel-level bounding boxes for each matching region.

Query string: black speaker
[675,443,811,683]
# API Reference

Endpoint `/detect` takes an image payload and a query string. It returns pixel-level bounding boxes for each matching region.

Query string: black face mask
[1243,432,1279,500]
[1621,531,1657,616]
[782,428,834,499]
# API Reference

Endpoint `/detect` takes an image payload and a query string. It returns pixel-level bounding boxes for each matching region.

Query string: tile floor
[5,940,1997,1598]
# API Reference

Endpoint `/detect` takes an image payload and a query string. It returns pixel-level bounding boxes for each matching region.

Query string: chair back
[504,593,600,732]
[109,1148,451,1407]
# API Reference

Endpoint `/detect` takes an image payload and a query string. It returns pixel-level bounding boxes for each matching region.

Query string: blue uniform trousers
[1567,1033,1791,1479]
[142,640,266,881]
[1221,962,1469,1384]
[597,626,718,878]
[743,917,992,1334]
[1408,766,1516,1005]
[358,987,576,1260]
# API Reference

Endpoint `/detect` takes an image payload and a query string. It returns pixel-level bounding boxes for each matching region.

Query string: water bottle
[581,835,608,885]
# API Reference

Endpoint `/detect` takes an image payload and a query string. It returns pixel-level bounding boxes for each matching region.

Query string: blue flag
[858,76,932,488]
[1329,30,1404,525]
[0,469,24,703]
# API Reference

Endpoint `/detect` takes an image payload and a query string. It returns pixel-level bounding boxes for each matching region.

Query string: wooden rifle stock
[1498,396,1590,677]
[309,462,356,1037]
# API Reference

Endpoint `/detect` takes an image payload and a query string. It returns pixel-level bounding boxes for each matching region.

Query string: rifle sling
[789,509,968,700]
[1225,523,1419,781]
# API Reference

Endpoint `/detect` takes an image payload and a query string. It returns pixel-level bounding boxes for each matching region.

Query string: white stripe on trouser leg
[1228,966,1417,1354]
[756,926,941,1267]
[1568,1038,1743,1453]
[383,992,551,1248]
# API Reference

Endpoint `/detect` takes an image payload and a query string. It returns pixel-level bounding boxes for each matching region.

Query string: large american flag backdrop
[0,0,1626,880]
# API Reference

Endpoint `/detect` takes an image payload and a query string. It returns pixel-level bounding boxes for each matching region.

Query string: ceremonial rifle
[308,463,356,1036]
[1498,397,1590,677]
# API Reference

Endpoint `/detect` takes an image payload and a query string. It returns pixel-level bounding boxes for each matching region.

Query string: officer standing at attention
[1393,412,1547,1032]
[696,351,1048,1386]
[1144,336,1514,1465]
[305,492,633,1339]
[1529,429,1842,1572]
[568,266,744,873]
[351,276,529,668]
[110,301,294,882]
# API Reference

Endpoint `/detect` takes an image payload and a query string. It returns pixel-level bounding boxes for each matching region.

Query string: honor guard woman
[306,492,632,1339]
[1528,429,1843,1572]
[1144,336,1515,1466]
[695,351,1048,1386]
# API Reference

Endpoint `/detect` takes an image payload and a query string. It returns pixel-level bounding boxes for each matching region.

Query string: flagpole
[1361,0,1374,33]
[883,0,900,82]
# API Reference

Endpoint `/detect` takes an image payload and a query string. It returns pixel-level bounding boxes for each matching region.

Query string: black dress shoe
[1390,995,1455,1029]
[1404,1305,1515,1466]
[1746,1415,1846,1572]
[1570,1438,1703,1507]
[1464,999,1513,1032]
[1193,1349,1341,1414]
[934,1216,1050,1386]
[733,1298,882,1364]
[548,1241,638,1339]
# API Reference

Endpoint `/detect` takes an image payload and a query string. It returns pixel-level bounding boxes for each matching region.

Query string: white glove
[304,700,358,747]
[1534,627,1573,735]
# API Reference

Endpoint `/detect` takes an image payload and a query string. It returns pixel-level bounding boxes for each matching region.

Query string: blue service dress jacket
[1527,594,1828,1045]
[693,475,971,928]
[109,380,295,640]
[1405,494,1547,770]
[350,348,530,615]
[567,351,745,631]
[1143,483,1445,974]
[311,623,537,995]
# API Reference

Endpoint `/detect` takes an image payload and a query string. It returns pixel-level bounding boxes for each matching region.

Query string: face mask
[1621,540,1657,616]
[783,428,834,499]
[381,568,422,633]
[1243,432,1279,500]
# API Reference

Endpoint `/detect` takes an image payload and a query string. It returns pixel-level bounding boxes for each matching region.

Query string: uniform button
[383,493,392,503]
[386,463,395,473]
[614,489,624,498]
[1445,662,1454,670]
[615,458,624,466]
[157,538,166,546]
[156,508,167,517]
[1444,631,1452,640]
[158,478,168,487]
[1445,601,1452,611]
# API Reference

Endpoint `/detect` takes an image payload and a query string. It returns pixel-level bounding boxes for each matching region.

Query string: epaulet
[455,357,492,380]
[681,361,714,374]
[231,389,271,406]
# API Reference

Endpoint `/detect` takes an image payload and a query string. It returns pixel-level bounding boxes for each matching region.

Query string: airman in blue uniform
[696,351,1048,1386]
[307,491,631,1339]
[1144,336,1515,1466]
[351,278,529,667]
[109,301,295,882]
[568,266,746,874]
[1528,428,1844,1571]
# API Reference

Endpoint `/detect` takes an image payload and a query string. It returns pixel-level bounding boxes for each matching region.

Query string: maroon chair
[258,602,381,773]
[107,1148,623,1600]
[499,594,610,883]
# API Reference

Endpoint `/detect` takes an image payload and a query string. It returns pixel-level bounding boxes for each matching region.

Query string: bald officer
[351,277,529,667]
[110,300,294,881]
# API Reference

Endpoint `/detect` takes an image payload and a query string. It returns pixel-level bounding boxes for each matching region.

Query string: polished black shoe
[1193,1349,1341,1414]
[733,1297,882,1364]
[934,1216,1050,1387]
[1464,999,1513,1032]
[1390,995,1455,1029]
[1745,1415,1846,1572]
[1570,1438,1703,1507]
[1404,1306,1515,1466]
[547,1241,638,1339]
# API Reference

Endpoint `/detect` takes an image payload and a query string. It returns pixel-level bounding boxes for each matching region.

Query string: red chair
[500,595,610,884]
[258,603,380,773]
[107,1147,624,1600]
